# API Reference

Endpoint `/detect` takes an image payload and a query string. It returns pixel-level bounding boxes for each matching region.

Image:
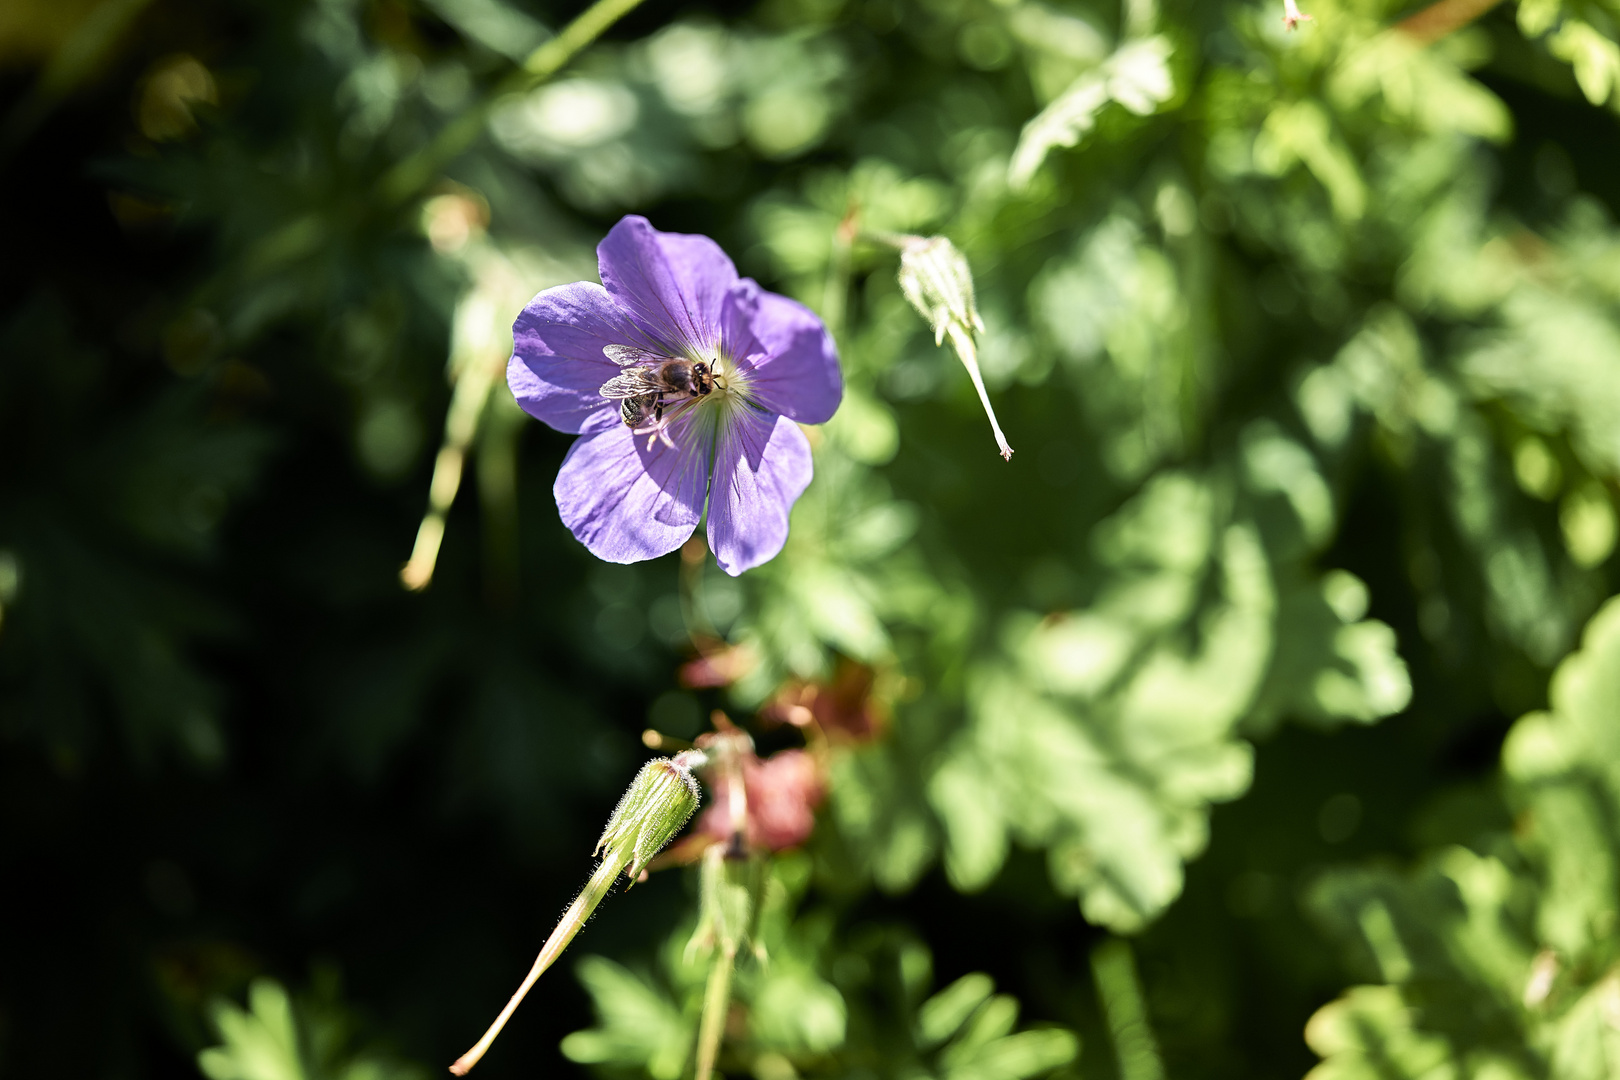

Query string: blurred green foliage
[198,975,426,1080]
[1306,595,1620,1080]
[3,0,1620,1076]
[561,854,1080,1080]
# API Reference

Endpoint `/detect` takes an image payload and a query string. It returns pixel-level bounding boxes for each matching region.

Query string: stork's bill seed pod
[449,750,705,1075]
[890,234,1013,461]
[598,750,704,880]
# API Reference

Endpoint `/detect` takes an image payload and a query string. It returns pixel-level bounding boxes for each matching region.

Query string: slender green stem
[520,0,651,80]
[401,347,498,592]
[694,941,738,1080]
[449,849,628,1074]
[379,0,655,206]
[1090,939,1164,1080]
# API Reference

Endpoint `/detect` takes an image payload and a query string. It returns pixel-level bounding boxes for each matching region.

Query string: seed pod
[891,235,1013,461]
[895,235,984,351]
[596,750,704,880]
[449,751,705,1075]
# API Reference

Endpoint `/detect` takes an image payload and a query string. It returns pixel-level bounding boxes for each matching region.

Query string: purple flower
[508,216,842,575]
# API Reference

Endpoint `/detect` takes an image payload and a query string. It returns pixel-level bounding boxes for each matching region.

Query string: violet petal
[597,215,738,358]
[706,409,813,576]
[721,280,843,425]
[554,416,710,563]
[510,281,645,434]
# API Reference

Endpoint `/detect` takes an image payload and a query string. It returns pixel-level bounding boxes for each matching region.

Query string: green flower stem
[380,0,655,206]
[401,332,504,592]
[1090,939,1164,1080]
[449,847,629,1075]
[688,757,757,1080]
[694,937,738,1080]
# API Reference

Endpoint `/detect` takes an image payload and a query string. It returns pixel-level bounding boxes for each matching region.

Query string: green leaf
[198,978,422,1080]
[929,463,1409,931]
[918,974,995,1049]
[1307,595,1620,1079]
[1009,36,1176,190]
[560,957,693,1080]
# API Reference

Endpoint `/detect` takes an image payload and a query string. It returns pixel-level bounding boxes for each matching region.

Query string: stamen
[631,391,708,451]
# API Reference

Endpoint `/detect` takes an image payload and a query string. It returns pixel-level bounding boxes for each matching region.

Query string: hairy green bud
[449,751,705,1075]
[597,750,704,879]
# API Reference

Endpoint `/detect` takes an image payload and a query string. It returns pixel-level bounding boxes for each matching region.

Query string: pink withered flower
[698,748,824,852]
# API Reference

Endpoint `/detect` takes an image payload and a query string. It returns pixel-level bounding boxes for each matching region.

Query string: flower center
[699,352,750,408]
[704,348,736,388]
[604,346,757,450]
[671,352,756,455]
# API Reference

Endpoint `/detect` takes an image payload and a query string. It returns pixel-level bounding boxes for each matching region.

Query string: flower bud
[596,750,705,879]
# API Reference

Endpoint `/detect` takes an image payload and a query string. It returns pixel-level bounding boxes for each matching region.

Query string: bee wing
[599,371,661,399]
[603,344,670,366]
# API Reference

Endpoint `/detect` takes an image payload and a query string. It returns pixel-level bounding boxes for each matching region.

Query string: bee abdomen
[621,397,651,427]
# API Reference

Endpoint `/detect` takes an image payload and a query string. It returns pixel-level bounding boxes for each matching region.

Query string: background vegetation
[4,0,1620,1076]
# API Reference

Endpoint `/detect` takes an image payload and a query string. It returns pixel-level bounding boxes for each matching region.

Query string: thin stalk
[379,0,655,206]
[869,230,1012,461]
[945,325,1013,462]
[1090,939,1164,1080]
[401,343,500,592]
[449,849,629,1075]
[693,941,738,1080]
[689,742,751,1080]
[642,729,695,752]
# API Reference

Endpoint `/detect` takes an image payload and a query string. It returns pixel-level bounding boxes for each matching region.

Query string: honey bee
[599,345,714,428]
[618,395,657,428]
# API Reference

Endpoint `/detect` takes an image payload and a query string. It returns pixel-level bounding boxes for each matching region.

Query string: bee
[599,345,714,428]
[618,394,657,428]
